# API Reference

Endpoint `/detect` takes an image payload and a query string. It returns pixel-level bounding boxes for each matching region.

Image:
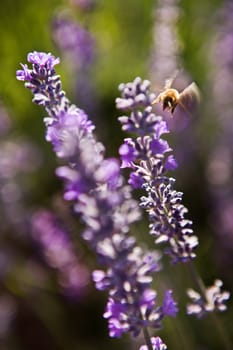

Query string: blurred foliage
[0,0,232,349]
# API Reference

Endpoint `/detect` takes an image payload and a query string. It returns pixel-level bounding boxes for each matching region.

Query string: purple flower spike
[117,78,198,263]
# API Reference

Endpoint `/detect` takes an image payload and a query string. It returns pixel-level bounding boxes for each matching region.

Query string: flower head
[27,51,60,68]
[187,279,230,318]
[140,336,167,350]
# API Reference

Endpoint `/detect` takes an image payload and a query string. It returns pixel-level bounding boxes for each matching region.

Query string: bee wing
[164,69,180,89]
[178,82,201,114]
[152,93,162,104]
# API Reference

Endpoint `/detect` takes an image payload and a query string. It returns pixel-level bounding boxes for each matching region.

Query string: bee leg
[171,104,176,113]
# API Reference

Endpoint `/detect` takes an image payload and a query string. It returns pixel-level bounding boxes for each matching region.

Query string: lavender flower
[0,127,41,231]
[206,1,233,275]
[17,52,178,340]
[140,336,167,350]
[116,77,198,263]
[149,0,181,89]
[187,280,230,318]
[52,12,97,114]
[52,14,95,68]
[31,210,90,297]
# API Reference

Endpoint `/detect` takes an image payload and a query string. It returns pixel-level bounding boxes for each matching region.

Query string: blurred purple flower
[149,0,181,89]
[31,210,90,297]
[52,14,95,68]
[206,1,233,275]
[52,11,97,114]
[0,133,42,231]
[0,104,12,136]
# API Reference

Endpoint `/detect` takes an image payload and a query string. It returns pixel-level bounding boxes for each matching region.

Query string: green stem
[210,311,232,350]
[142,326,153,350]
[187,261,207,297]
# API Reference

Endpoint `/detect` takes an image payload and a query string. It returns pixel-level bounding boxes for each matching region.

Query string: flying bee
[152,75,200,117]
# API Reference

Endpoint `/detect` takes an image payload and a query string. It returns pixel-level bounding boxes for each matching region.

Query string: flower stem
[187,261,206,297]
[210,311,232,350]
[142,326,153,350]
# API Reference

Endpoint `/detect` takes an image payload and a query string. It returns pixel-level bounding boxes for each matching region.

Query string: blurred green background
[0,0,232,349]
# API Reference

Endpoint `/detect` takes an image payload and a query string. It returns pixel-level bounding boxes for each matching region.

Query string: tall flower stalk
[16,52,178,349]
[116,77,231,349]
[116,77,198,264]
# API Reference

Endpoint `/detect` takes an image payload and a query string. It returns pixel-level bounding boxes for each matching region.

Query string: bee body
[152,78,200,117]
[155,88,180,113]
